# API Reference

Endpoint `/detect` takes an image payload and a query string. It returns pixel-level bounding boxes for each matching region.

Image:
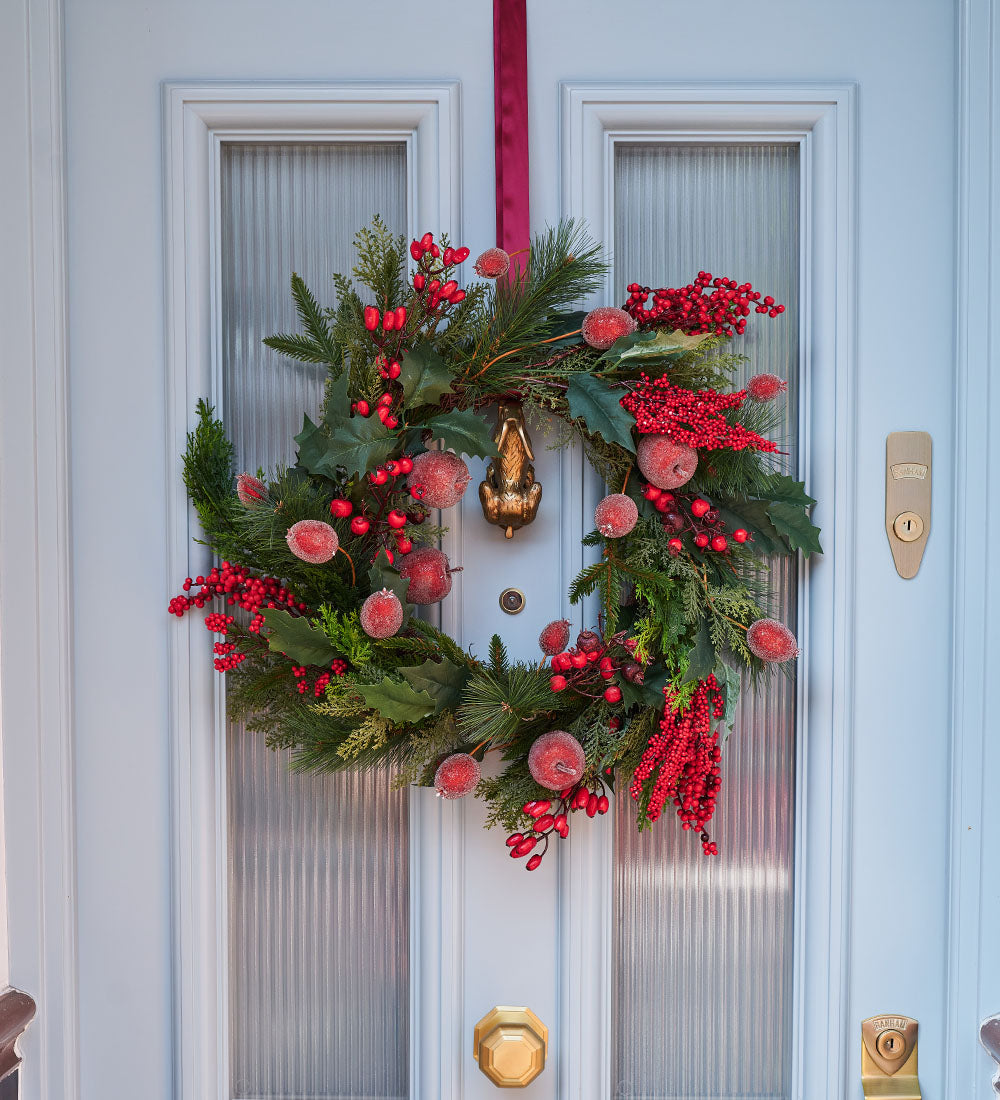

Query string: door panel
[221,142,410,1098]
[611,143,799,1099]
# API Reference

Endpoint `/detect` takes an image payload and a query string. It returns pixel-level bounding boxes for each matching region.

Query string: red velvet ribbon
[493,0,530,256]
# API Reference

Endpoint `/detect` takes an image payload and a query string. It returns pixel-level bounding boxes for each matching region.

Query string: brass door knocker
[479,400,542,538]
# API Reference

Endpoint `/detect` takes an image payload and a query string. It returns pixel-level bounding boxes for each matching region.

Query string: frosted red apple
[398,546,457,605]
[285,519,339,564]
[746,373,788,402]
[236,471,267,506]
[359,588,404,639]
[528,730,586,790]
[746,618,799,662]
[594,493,639,538]
[581,306,637,350]
[406,450,471,509]
[636,434,699,490]
[434,752,481,799]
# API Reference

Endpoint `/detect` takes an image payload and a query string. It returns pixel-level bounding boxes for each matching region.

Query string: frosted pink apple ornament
[594,493,639,538]
[581,306,637,350]
[434,753,481,799]
[285,519,339,564]
[359,588,404,639]
[746,373,788,402]
[398,547,460,605]
[406,450,471,509]
[636,434,699,490]
[528,730,586,790]
[746,618,799,663]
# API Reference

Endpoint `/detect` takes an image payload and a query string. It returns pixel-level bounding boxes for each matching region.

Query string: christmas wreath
[170,218,820,870]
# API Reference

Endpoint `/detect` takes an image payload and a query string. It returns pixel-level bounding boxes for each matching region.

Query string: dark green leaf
[714,660,742,743]
[295,411,396,480]
[423,410,497,458]
[399,344,456,408]
[356,677,436,723]
[681,620,716,684]
[759,474,816,508]
[598,327,709,366]
[398,658,466,712]
[618,665,671,710]
[261,609,338,666]
[539,310,588,349]
[566,374,636,452]
[714,499,788,557]
[767,501,823,557]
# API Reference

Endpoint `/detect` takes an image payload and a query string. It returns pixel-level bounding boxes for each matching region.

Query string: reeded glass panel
[612,144,799,1100]
[221,143,409,1100]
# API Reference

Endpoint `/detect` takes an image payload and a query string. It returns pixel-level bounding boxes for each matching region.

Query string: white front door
[3,2,998,1100]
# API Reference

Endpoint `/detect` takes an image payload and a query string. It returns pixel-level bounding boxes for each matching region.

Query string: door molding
[560,81,859,1099]
[0,0,80,1098]
[162,81,461,1098]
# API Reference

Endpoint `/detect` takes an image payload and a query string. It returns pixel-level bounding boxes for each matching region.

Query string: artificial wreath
[169,218,821,870]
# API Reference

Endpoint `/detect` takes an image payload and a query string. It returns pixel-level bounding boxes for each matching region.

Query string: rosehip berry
[398,456,414,474]
[506,833,523,847]
[538,619,571,656]
[370,469,389,486]
[525,855,543,871]
[732,528,749,543]
[387,510,407,529]
[395,537,413,554]
[694,533,710,548]
[350,516,370,536]
[533,814,555,832]
[642,483,663,502]
[363,306,380,331]
[378,393,393,408]
[570,651,588,669]
[525,800,551,817]
[355,400,370,417]
[586,793,600,817]
[668,538,683,554]
[329,498,353,518]
[603,685,622,703]
[710,535,728,552]
[691,498,711,518]
[388,361,402,379]
[597,795,610,814]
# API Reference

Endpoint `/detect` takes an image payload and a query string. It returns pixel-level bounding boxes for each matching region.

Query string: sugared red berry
[359,588,404,639]
[434,753,481,799]
[398,546,457,604]
[406,450,471,509]
[746,618,799,662]
[538,619,571,656]
[285,519,339,564]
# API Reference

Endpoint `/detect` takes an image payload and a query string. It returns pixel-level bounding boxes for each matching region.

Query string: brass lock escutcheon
[479,401,543,539]
[862,1015,920,1098]
[473,1006,548,1088]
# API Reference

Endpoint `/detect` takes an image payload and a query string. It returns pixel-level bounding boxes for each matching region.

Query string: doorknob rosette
[473,1006,548,1088]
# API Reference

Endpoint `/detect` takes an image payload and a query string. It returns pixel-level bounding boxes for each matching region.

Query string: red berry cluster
[291,659,348,697]
[547,629,643,704]
[620,374,779,453]
[643,483,750,557]
[169,562,307,634]
[623,273,784,337]
[330,455,420,565]
[506,781,611,871]
[629,676,725,855]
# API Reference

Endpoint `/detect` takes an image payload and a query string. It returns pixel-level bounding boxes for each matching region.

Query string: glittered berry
[236,472,267,506]
[636,435,699,490]
[746,618,799,662]
[539,618,571,656]
[406,450,471,509]
[690,498,711,518]
[581,306,637,350]
[732,528,749,543]
[746,373,788,402]
[329,498,353,518]
[528,730,586,790]
[398,546,457,604]
[434,753,481,800]
[359,588,404,639]
[350,515,370,536]
[549,674,568,692]
[474,247,510,278]
[285,519,339,564]
[594,493,639,538]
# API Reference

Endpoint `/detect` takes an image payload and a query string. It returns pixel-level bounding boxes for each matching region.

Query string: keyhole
[885,1035,898,1053]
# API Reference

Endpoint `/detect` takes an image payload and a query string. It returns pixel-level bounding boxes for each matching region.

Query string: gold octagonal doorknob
[473,1006,548,1088]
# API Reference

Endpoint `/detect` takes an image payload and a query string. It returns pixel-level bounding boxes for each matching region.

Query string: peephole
[499,587,525,615]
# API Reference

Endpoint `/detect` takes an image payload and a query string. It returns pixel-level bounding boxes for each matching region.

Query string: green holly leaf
[399,344,456,408]
[760,474,816,508]
[598,327,709,366]
[767,501,823,557]
[261,608,339,667]
[398,658,466,713]
[295,411,397,481]
[565,374,636,452]
[619,664,672,710]
[356,677,436,723]
[681,620,716,684]
[714,499,788,557]
[540,310,588,349]
[422,410,497,458]
[714,659,742,744]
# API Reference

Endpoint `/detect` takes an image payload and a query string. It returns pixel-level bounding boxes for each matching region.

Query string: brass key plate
[861,1015,920,1098]
[885,432,931,578]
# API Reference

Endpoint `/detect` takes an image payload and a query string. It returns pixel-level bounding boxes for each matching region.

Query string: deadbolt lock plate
[862,1015,920,1099]
[885,432,931,579]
